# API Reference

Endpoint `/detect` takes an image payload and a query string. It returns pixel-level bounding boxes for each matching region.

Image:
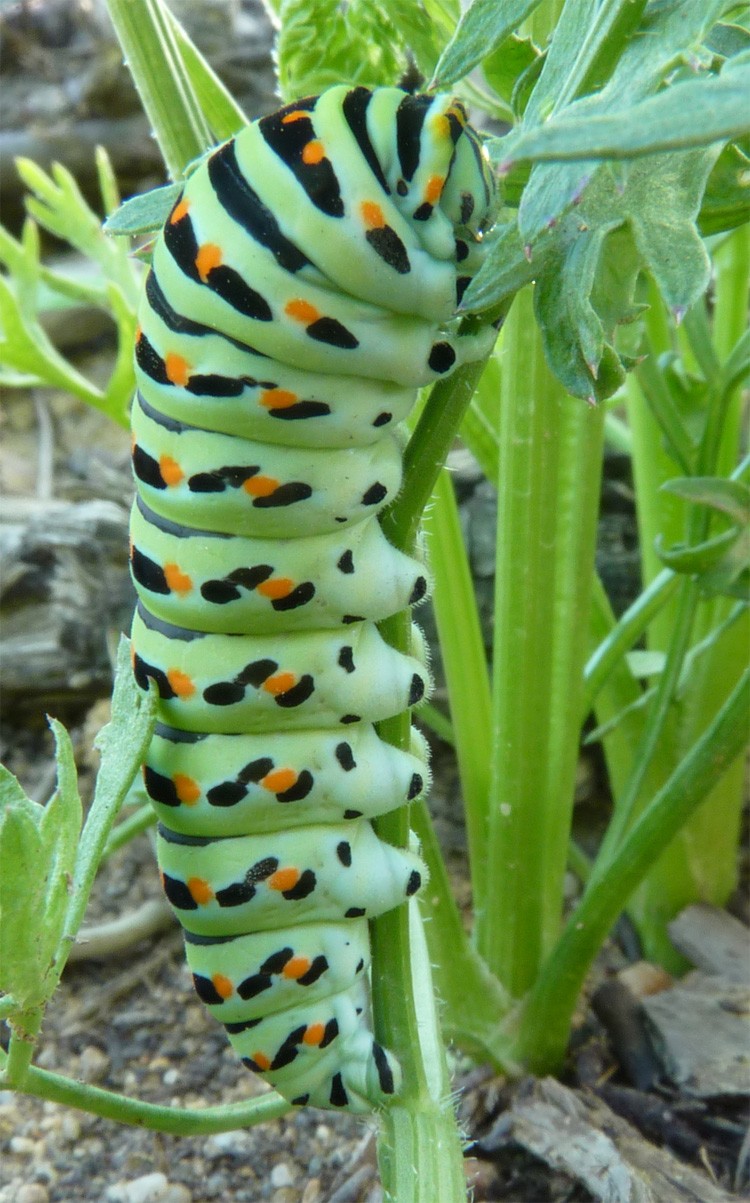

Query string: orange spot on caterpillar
[243,475,279,498]
[130,643,137,668]
[128,537,134,560]
[268,866,300,892]
[166,668,195,698]
[425,175,445,205]
[257,577,294,600]
[302,140,325,165]
[173,773,200,805]
[195,242,222,282]
[159,455,184,486]
[262,768,298,794]
[251,1051,271,1071]
[135,324,142,341]
[285,299,320,324]
[263,671,296,696]
[212,973,234,1000]
[260,388,297,409]
[281,110,311,124]
[360,200,385,229]
[164,562,193,594]
[165,352,190,387]
[303,1023,325,1046]
[187,877,213,905]
[171,198,190,223]
[282,956,311,980]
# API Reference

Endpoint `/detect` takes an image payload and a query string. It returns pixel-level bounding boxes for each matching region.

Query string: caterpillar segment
[130,84,496,1113]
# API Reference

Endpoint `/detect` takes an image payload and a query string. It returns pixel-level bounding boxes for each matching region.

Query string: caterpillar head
[385,91,497,262]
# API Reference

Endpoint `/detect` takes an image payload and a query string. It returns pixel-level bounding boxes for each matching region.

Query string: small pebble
[162,1067,179,1086]
[301,1181,321,1203]
[9,1136,36,1156]
[16,1187,49,1203]
[270,1162,294,1188]
[107,1172,168,1203]
[205,1129,251,1158]
[79,1044,110,1083]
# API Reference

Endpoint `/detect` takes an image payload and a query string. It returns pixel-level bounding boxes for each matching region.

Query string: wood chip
[481,1077,737,1202]
[668,905,750,984]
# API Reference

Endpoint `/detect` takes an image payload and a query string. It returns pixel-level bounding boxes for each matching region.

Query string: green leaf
[705,21,750,61]
[656,527,741,574]
[54,639,157,978]
[430,0,543,89]
[0,806,46,1006]
[165,4,249,142]
[503,64,750,162]
[0,765,42,824]
[661,476,750,525]
[104,184,182,238]
[482,34,539,106]
[0,721,82,1010]
[521,0,598,125]
[698,139,750,235]
[521,143,717,399]
[460,219,551,315]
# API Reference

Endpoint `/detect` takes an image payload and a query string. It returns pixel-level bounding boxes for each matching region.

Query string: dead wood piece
[67,897,175,963]
[479,1077,737,1203]
[641,972,750,1099]
[0,497,133,716]
[668,905,750,984]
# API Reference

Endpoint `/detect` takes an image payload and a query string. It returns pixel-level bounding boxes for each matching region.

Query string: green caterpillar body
[130,84,495,1113]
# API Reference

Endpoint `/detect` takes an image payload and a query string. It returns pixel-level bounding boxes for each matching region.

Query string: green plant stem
[425,470,492,898]
[105,0,211,179]
[513,665,750,1071]
[582,569,679,717]
[411,799,513,1067]
[476,286,604,997]
[102,802,156,861]
[593,576,698,868]
[4,1008,43,1085]
[2,1062,289,1132]
[371,612,467,1202]
[381,342,495,553]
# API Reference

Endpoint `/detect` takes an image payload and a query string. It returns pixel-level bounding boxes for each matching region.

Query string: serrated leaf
[661,476,750,525]
[430,0,543,88]
[104,184,182,238]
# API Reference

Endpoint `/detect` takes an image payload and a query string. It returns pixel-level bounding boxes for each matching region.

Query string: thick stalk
[476,285,604,995]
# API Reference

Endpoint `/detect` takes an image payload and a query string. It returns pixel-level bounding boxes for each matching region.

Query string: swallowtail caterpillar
[129,85,496,1112]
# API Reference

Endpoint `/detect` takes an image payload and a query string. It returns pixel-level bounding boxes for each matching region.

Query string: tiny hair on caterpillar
[129,84,497,1113]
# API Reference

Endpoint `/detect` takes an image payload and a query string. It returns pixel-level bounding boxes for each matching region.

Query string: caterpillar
[129,84,496,1113]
